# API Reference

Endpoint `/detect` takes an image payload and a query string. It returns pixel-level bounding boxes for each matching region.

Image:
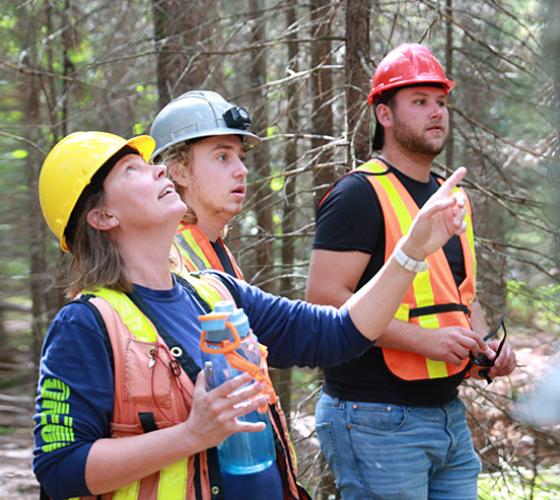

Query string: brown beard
[393,114,448,156]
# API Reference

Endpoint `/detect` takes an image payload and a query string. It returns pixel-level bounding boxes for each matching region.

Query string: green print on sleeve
[40,378,75,453]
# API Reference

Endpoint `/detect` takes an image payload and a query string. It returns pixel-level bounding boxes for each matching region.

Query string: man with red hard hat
[306,43,516,499]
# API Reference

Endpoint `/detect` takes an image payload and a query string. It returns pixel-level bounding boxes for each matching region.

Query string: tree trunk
[545,0,560,274]
[152,0,222,107]
[247,0,274,292]
[310,3,338,497]
[42,3,73,320]
[274,0,302,427]
[310,0,336,205]
[444,0,455,169]
[20,3,48,369]
[345,0,371,166]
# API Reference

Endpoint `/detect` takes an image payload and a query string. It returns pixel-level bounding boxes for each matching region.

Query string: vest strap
[409,303,471,319]
[138,412,158,433]
[207,447,224,499]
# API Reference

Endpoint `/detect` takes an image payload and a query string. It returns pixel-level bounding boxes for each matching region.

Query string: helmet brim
[368,78,455,105]
[127,135,156,162]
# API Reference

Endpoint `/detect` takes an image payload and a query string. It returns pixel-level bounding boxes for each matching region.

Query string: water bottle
[199,301,276,475]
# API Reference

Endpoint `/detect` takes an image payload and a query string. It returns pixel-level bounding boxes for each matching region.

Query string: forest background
[0,0,559,498]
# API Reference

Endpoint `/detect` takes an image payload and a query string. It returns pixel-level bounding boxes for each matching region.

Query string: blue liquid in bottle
[200,301,276,475]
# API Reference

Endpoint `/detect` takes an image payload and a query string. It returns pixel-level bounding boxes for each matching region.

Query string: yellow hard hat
[39,131,155,252]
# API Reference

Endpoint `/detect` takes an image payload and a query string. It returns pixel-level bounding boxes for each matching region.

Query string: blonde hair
[161,143,197,225]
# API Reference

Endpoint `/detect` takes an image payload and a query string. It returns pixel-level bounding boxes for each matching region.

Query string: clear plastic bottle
[199,301,276,475]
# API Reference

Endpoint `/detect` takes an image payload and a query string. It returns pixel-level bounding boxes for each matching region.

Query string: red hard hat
[367,44,455,105]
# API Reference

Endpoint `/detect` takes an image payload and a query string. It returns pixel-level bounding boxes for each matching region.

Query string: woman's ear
[86,208,119,231]
[375,103,393,128]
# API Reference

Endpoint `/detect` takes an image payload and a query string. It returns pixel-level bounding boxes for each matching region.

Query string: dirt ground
[0,343,39,498]
[0,427,38,499]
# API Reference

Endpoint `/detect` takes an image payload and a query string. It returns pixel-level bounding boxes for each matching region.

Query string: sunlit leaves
[11,150,28,159]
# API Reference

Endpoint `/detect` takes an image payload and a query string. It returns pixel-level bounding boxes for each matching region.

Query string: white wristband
[393,242,429,273]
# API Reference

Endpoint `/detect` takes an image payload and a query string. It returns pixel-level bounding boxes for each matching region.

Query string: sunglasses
[469,316,507,384]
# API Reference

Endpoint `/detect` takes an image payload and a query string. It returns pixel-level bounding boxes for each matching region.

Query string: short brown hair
[372,87,399,150]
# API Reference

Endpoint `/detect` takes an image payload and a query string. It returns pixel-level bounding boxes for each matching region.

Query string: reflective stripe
[87,276,226,343]
[84,288,157,342]
[395,303,409,321]
[177,230,213,271]
[158,459,188,499]
[356,160,386,175]
[184,274,228,310]
[113,480,141,500]
[464,206,477,278]
[443,182,477,297]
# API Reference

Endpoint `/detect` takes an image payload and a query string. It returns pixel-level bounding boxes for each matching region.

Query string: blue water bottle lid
[199,311,232,342]
[214,301,235,314]
[229,308,250,338]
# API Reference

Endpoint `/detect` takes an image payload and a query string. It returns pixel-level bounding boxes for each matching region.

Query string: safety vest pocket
[123,338,173,407]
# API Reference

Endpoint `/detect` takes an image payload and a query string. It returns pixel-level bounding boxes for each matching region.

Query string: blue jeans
[315,392,481,500]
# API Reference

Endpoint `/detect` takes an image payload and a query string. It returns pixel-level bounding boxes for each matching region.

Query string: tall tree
[310,0,335,205]
[544,0,560,272]
[152,0,222,107]
[247,0,274,291]
[345,0,371,166]
[275,0,302,425]
[444,0,455,169]
[19,2,49,367]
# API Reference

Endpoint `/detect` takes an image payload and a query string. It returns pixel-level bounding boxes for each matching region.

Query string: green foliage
[270,176,285,192]
[266,125,279,137]
[68,40,94,66]
[11,149,28,159]
[507,279,560,331]
[479,468,560,499]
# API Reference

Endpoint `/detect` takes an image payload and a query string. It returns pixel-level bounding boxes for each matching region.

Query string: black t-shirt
[313,161,468,406]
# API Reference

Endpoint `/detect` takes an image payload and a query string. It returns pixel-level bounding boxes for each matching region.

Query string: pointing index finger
[439,167,467,197]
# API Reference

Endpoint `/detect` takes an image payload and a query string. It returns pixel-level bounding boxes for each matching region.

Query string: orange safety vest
[355,160,477,381]
[78,274,307,500]
[175,224,244,280]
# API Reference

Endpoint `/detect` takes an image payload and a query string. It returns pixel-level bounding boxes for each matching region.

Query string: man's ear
[86,208,119,231]
[168,160,188,187]
[375,103,393,129]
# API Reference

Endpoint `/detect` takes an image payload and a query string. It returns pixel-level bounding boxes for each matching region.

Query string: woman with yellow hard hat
[33,130,471,499]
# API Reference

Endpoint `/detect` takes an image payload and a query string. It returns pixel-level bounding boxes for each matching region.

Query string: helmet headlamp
[223,106,251,131]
